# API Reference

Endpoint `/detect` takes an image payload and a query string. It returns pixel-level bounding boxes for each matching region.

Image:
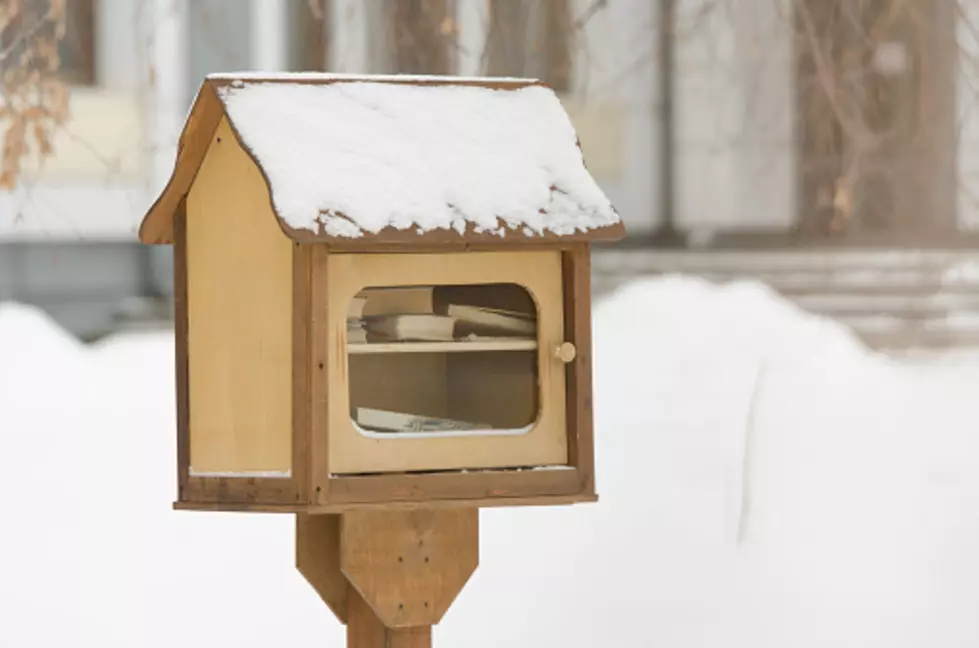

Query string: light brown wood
[296,513,348,622]
[180,475,294,505]
[341,508,478,629]
[349,353,448,431]
[445,350,537,431]
[173,491,596,514]
[326,251,568,474]
[138,82,223,244]
[562,246,596,496]
[292,243,314,504]
[348,339,538,354]
[186,117,293,475]
[554,341,577,363]
[327,467,581,504]
[174,200,190,501]
[347,590,432,648]
[310,245,333,504]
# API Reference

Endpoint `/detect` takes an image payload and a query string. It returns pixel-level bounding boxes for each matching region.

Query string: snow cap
[139,73,624,246]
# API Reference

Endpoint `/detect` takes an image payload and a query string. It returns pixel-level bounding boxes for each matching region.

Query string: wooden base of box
[174,492,597,514]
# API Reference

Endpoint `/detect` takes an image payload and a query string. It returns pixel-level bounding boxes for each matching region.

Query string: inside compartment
[347,283,540,435]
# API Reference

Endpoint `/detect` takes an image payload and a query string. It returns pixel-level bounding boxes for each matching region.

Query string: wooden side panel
[185,117,293,475]
[563,245,596,496]
[325,251,568,474]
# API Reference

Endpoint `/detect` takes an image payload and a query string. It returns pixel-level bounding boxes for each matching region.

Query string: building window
[288,0,330,71]
[0,0,96,86]
[59,0,97,85]
[484,0,572,92]
[384,0,456,75]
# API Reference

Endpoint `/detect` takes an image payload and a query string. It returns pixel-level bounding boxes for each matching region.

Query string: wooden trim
[174,200,190,501]
[281,220,626,248]
[292,243,315,504]
[562,245,596,496]
[348,339,538,354]
[138,82,224,244]
[174,491,596,514]
[325,251,568,475]
[310,244,332,504]
[181,476,296,505]
[326,468,582,505]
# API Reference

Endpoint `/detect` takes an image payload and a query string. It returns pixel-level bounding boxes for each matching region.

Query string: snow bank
[217,79,619,238]
[3,278,979,648]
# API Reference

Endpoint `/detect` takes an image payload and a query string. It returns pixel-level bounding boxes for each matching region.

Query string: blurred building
[1,0,977,339]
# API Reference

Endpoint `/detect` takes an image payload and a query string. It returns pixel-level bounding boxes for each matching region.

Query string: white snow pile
[3,276,979,647]
[215,78,619,238]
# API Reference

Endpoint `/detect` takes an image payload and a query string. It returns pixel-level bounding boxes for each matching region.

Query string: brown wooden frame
[173,239,597,512]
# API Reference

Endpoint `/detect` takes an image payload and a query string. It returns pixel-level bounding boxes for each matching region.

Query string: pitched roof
[138,73,624,246]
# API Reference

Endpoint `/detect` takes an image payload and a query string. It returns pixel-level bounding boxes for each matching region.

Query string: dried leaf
[33,121,51,155]
[0,0,69,190]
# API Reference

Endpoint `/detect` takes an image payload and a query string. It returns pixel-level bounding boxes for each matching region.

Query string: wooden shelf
[348,338,538,354]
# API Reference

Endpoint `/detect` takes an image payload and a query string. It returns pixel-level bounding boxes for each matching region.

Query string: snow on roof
[214,79,620,239]
[207,71,534,84]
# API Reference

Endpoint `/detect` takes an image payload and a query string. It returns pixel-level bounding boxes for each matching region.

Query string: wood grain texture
[180,475,294,505]
[327,468,581,505]
[341,508,478,629]
[138,82,223,244]
[326,251,568,474]
[347,590,432,648]
[348,339,538,354]
[296,513,347,622]
[174,200,190,502]
[186,117,293,475]
[292,244,314,504]
[173,491,596,513]
[310,245,332,504]
[562,245,597,496]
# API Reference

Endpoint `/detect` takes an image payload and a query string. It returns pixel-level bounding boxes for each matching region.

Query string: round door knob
[554,341,577,363]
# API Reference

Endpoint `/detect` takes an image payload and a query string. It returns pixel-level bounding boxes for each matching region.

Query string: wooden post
[348,590,432,648]
[297,508,479,648]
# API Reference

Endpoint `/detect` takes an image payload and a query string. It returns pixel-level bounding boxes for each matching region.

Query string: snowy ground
[2,275,979,647]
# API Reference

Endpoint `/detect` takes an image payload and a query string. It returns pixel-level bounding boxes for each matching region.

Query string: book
[363,313,456,342]
[447,304,535,337]
[348,294,367,319]
[359,286,436,317]
[347,321,367,343]
[355,406,487,433]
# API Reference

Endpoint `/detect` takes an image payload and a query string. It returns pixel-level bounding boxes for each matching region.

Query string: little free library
[139,72,624,647]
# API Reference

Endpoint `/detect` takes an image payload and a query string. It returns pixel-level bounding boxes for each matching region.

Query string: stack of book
[346,286,536,343]
[355,406,488,433]
[347,294,368,343]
